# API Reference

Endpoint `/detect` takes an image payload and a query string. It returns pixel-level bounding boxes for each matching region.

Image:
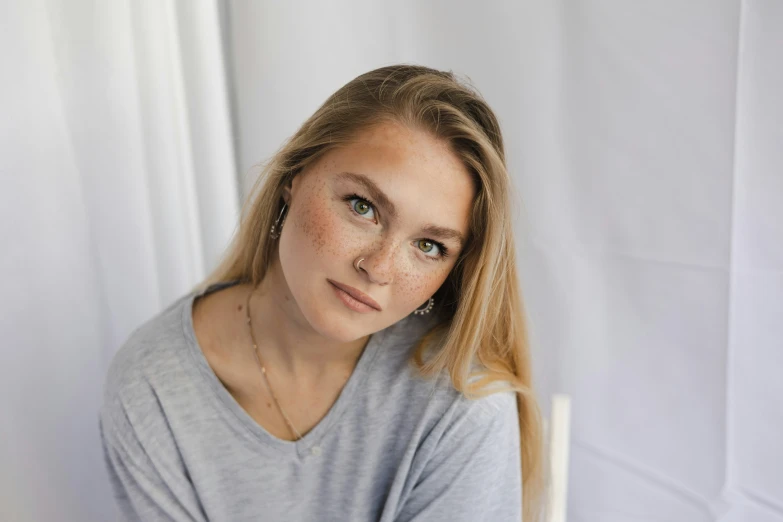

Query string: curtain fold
[0,1,237,520]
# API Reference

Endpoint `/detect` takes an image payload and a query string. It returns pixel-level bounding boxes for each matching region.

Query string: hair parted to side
[194,64,544,520]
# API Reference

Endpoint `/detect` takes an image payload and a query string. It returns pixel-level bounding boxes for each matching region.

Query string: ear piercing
[413,297,435,315]
[270,203,288,239]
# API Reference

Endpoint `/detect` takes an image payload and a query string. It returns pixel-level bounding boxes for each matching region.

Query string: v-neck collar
[181,280,391,460]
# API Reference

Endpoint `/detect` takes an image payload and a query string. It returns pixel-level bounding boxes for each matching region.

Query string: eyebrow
[335,171,466,249]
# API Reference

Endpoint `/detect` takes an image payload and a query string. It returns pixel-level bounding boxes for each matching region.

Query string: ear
[281,180,293,205]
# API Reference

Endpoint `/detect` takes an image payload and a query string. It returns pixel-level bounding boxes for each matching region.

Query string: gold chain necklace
[245,287,304,441]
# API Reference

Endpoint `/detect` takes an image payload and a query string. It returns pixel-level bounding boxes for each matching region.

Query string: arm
[395,391,523,522]
[99,401,208,522]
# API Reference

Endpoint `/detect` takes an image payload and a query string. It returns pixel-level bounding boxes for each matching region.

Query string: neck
[247,255,370,381]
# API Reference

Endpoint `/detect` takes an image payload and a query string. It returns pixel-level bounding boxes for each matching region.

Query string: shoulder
[427,383,519,452]
[373,312,519,432]
[393,372,522,520]
[376,313,519,452]
[100,291,195,441]
[97,291,211,521]
[104,294,189,397]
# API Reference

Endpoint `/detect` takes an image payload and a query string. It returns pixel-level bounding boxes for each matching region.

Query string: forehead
[308,121,476,235]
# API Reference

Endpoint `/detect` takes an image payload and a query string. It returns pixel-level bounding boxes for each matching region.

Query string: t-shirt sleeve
[394,390,523,522]
[99,398,208,522]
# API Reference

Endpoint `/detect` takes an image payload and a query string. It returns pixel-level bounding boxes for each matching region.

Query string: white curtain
[0,1,238,520]
[2,0,781,521]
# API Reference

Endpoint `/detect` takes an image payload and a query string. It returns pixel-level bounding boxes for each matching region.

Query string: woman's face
[278,119,476,342]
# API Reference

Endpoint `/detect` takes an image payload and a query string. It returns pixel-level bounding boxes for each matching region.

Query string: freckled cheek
[292,198,363,259]
[393,268,448,309]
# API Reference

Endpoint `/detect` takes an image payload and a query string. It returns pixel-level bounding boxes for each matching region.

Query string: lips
[327,279,382,311]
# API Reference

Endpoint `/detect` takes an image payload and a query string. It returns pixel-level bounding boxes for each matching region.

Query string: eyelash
[341,193,450,261]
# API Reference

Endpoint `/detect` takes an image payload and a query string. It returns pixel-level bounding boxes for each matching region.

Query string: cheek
[289,191,363,260]
[393,265,449,308]
[292,197,332,256]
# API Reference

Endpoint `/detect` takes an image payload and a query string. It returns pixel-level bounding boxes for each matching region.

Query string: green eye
[346,196,375,220]
[353,199,371,215]
[415,239,448,260]
[419,240,434,252]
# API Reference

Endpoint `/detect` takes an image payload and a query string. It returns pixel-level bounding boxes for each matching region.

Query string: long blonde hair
[194,64,544,521]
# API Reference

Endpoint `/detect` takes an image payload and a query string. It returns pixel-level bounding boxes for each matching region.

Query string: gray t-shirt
[99,280,522,521]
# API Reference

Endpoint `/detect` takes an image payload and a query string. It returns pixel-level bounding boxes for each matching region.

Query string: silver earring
[270,203,288,239]
[413,297,435,315]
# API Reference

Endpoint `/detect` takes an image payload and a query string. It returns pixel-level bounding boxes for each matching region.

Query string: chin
[301,296,381,343]
[310,314,371,343]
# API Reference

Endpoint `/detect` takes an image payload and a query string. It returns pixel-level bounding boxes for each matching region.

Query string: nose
[358,239,397,286]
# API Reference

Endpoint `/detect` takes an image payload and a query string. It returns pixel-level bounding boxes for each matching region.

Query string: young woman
[99,64,544,521]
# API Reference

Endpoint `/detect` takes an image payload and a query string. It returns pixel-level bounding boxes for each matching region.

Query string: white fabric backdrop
[1,0,780,520]
[0,1,238,520]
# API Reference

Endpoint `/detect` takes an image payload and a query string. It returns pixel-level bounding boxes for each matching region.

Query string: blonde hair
[194,64,544,521]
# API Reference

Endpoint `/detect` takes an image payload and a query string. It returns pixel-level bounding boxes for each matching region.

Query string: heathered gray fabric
[99,280,522,521]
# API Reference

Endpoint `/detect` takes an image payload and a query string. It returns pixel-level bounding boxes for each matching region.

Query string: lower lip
[328,282,378,313]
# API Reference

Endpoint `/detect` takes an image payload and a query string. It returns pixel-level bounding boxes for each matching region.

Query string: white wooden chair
[544,394,571,522]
